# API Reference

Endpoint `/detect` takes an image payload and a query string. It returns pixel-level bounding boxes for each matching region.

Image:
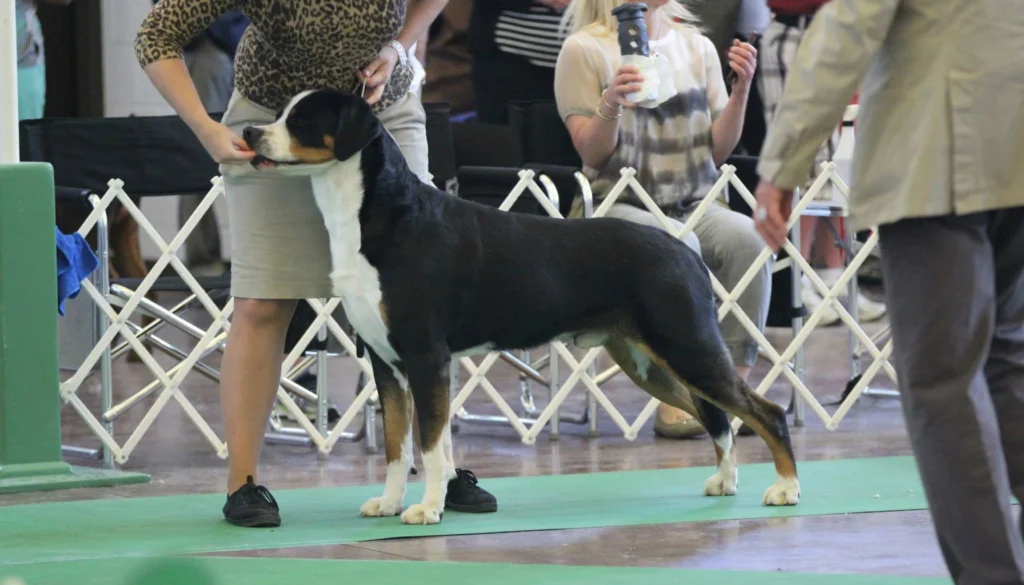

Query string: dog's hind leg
[402,350,453,525]
[645,336,799,506]
[603,336,738,497]
[360,350,414,517]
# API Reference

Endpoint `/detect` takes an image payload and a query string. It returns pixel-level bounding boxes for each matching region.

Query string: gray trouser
[180,37,234,268]
[605,201,772,367]
[878,207,1024,585]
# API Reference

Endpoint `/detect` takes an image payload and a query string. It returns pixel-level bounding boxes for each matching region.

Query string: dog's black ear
[333,94,383,161]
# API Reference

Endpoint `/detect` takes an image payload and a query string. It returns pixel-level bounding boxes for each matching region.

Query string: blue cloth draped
[55,227,99,316]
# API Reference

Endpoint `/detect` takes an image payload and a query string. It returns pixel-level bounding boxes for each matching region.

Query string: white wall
[100,0,231,263]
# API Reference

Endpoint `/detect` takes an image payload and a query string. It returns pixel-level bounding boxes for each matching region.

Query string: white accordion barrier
[61,133,898,466]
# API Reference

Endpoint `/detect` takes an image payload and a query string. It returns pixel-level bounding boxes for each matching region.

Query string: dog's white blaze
[309,155,399,366]
[254,90,315,162]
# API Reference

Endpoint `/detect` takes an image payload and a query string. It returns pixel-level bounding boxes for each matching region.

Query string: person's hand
[536,0,571,10]
[605,65,645,109]
[727,39,757,89]
[195,118,255,165]
[753,179,794,252]
[359,44,401,105]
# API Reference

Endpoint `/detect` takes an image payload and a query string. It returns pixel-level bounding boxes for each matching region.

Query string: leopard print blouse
[135,0,414,114]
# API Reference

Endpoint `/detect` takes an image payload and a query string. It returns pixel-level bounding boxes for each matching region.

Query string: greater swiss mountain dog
[242,89,800,525]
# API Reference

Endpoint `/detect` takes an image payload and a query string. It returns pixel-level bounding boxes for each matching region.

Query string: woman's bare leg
[221,297,298,492]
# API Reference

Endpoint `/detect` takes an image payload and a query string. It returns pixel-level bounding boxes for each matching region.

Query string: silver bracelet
[388,40,408,68]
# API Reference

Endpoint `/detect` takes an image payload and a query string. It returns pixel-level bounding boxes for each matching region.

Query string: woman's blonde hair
[560,0,702,38]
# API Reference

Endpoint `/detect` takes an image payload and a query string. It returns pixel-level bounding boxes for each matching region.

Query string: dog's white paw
[360,496,402,517]
[762,476,801,506]
[703,471,738,496]
[400,503,443,525]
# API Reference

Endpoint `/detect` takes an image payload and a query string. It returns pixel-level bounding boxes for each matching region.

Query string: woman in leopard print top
[136,0,417,114]
[134,0,498,527]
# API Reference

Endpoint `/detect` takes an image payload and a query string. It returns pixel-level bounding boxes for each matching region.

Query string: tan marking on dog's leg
[734,386,800,505]
[379,300,388,328]
[360,366,413,517]
[603,336,699,418]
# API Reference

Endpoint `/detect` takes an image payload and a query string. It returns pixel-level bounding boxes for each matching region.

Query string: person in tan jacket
[752,0,1024,582]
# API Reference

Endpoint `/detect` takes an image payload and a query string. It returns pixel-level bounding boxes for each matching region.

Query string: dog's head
[242,89,382,170]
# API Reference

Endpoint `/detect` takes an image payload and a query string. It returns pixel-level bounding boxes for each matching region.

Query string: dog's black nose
[242,126,260,146]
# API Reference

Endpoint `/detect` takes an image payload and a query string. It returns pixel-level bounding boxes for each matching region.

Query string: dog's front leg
[401,352,453,525]
[360,350,413,517]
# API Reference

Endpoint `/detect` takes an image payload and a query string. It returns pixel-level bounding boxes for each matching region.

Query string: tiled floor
[5,304,951,579]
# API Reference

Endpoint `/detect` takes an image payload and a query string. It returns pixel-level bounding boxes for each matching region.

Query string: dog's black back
[354,129,718,356]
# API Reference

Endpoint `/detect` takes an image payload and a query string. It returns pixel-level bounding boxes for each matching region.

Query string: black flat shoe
[223,475,281,528]
[445,469,497,513]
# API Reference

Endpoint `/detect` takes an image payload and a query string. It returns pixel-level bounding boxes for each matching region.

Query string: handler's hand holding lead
[753,180,793,252]
[359,44,401,105]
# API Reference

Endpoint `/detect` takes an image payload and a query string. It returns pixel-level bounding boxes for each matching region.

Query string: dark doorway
[36,0,104,118]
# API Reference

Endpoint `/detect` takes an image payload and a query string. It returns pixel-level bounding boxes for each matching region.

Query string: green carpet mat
[0,456,928,566]
[0,557,953,585]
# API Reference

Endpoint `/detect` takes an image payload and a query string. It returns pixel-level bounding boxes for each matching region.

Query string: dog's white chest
[311,159,399,365]
[336,260,398,365]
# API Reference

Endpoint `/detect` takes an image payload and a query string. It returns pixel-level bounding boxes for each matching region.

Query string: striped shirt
[555,28,730,215]
[494,3,567,68]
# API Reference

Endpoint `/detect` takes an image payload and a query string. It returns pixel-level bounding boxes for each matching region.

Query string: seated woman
[554,0,767,439]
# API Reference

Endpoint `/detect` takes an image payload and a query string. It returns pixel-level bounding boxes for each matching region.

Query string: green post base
[0,463,150,494]
[0,162,151,494]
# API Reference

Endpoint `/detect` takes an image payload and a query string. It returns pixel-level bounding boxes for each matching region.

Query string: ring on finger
[755,207,768,221]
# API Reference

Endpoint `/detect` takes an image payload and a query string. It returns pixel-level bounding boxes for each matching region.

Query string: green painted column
[0,162,149,493]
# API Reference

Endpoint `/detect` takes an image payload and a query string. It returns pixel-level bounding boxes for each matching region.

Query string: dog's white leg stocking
[442,423,456,480]
[763,474,801,506]
[401,443,447,525]
[704,431,739,496]
[360,425,413,517]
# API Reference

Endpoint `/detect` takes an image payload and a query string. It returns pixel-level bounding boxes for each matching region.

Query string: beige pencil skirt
[218,90,432,299]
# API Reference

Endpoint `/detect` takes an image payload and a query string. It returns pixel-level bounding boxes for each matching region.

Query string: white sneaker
[189,261,227,277]
[856,293,887,322]
[801,275,840,326]
[817,268,887,323]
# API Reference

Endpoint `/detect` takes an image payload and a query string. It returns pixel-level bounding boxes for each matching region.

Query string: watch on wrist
[389,40,408,68]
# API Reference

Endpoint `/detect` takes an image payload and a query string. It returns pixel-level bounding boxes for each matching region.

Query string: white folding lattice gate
[60,161,897,465]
